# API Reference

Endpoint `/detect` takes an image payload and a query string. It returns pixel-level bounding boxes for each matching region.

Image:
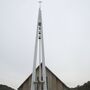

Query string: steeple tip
[38,0,42,9]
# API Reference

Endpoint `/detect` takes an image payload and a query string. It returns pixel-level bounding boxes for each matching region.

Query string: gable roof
[46,67,69,88]
[18,65,69,89]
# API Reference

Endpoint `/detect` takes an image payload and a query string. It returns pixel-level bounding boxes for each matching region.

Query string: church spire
[31,2,47,90]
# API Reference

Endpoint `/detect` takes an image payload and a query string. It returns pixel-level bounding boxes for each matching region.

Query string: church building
[18,65,70,90]
[18,2,70,90]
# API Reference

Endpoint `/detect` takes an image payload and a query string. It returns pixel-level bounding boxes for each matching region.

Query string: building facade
[18,65,70,90]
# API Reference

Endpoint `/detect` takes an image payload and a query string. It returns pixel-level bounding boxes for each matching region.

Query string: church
[18,64,69,90]
[18,2,70,90]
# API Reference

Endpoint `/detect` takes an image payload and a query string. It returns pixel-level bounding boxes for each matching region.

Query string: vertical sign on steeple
[31,1,47,90]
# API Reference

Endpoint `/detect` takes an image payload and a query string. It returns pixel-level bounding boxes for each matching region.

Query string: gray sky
[0,0,90,89]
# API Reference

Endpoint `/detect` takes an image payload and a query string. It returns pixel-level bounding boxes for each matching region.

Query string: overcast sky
[0,0,90,89]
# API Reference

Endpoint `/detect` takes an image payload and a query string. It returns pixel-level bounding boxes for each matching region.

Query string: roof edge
[18,65,70,89]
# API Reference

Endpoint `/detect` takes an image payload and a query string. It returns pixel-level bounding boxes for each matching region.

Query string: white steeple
[31,2,47,90]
